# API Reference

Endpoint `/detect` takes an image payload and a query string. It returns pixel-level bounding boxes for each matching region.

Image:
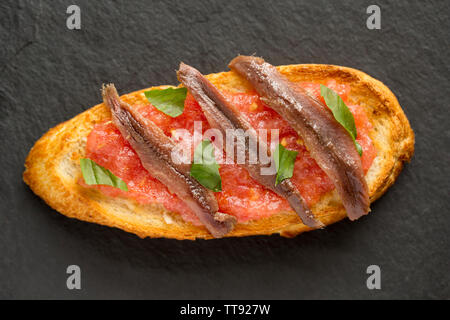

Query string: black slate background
[1,0,449,299]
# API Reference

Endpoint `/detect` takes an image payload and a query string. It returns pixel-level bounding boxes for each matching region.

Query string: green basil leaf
[320,84,363,156]
[355,141,363,156]
[144,87,187,118]
[190,139,222,192]
[80,158,128,191]
[274,144,298,186]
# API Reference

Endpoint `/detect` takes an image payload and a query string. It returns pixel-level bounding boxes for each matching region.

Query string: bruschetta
[23,56,414,239]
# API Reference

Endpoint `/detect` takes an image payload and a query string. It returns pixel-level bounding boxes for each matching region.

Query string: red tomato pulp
[85,81,376,225]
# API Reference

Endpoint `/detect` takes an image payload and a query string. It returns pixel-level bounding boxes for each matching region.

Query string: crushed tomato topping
[84,80,376,225]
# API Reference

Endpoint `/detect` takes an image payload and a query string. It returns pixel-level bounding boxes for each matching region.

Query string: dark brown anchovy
[229,56,370,220]
[177,63,323,228]
[102,84,236,238]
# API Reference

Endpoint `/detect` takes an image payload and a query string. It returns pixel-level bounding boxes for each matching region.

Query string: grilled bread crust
[23,64,414,240]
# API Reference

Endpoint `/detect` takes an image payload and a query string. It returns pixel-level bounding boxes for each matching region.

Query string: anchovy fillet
[177,63,323,228]
[229,56,370,220]
[102,84,236,237]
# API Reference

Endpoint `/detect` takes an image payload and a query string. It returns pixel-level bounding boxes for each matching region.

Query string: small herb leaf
[274,144,298,186]
[190,139,222,192]
[355,141,363,156]
[144,87,187,117]
[80,158,128,191]
[320,84,362,156]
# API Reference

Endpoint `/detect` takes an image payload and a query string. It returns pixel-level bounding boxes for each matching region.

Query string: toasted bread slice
[23,64,414,240]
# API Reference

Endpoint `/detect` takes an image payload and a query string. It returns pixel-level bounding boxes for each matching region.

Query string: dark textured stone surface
[0,0,449,299]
